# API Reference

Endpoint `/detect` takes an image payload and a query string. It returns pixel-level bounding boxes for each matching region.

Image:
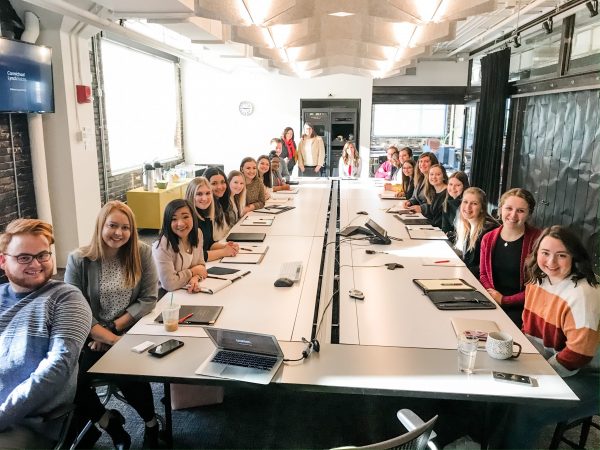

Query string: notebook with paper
[195,327,284,385]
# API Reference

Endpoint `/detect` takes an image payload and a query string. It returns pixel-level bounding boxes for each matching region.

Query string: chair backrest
[335,415,438,450]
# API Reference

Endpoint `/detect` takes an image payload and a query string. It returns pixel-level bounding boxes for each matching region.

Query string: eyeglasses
[3,251,53,264]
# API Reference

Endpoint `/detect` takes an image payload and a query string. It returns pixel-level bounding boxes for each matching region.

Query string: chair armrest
[397,409,437,441]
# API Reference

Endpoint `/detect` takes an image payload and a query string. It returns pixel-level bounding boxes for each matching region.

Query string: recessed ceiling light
[329,12,354,17]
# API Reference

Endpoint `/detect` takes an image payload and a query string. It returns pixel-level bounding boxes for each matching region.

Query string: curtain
[470,47,511,206]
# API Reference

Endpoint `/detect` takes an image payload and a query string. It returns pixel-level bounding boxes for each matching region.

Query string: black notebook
[413,278,496,310]
[394,214,430,226]
[226,232,266,242]
[155,305,223,325]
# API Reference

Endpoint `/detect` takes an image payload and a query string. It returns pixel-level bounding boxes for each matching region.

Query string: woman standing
[152,199,207,294]
[185,177,239,262]
[240,157,265,215]
[297,122,325,176]
[257,155,272,200]
[338,141,361,179]
[281,126,297,173]
[65,201,160,449]
[441,171,469,237]
[403,152,439,208]
[453,188,498,278]
[496,226,599,448]
[203,167,236,241]
[479,188,541,327]
[228,170,246,221]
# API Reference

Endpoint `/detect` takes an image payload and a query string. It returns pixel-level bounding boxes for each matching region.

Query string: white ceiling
[35,0,564,77]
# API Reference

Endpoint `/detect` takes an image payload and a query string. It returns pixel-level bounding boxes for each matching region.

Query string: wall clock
[239,101,254,116]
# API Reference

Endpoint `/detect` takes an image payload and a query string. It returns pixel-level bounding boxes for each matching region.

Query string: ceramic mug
[486,332,522,360]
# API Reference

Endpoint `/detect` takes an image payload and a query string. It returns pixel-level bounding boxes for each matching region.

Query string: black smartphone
[492,371,533,385]
[148,339,184,358]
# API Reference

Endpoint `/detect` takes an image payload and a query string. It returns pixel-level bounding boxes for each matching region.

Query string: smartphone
[148,339,184,358]
[492,371,533,386]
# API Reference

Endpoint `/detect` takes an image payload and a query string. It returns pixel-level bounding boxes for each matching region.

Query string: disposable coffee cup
[162,304,180,332]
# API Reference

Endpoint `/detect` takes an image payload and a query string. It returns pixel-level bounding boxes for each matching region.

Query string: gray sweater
[65,242,158,326]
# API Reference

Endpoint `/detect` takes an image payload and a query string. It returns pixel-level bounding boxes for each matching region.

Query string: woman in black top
[185,177,239,261]
[408,164,447,228]
[204,167,236,240]
[454,187,499,277]
[401,159,416,199]
[441,171,469,239]
[403,152,439,208]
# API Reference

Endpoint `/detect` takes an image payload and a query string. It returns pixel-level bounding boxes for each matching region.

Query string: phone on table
[492,371,533,386]
[148,339,184,358]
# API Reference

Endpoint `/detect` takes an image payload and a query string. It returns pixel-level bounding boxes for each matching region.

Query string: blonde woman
[338,141,361,179]
[297,122,325,176]
[228,170,246,221]
[65,201,160,448]
[240,157,265,214]
[454,187,499,278]
[185,177,238,262]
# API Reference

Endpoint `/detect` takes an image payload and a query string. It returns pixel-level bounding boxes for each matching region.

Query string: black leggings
[75,346,155,424]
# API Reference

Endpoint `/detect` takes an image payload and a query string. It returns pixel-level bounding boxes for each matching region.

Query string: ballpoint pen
[435,260,450,264]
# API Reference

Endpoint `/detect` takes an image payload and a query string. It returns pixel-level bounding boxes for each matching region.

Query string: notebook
[195,327,284,385]
[379,191,401,199]
[221,245,269,264]
[451,317,500,346]
[394,214,430,226]
[241,216,274,226]
[413,278,496,310]
[254,205,295,215]
[406,226,448,240]
[154,305,223,325]
[226,232,266,242]
[207,266,251,281]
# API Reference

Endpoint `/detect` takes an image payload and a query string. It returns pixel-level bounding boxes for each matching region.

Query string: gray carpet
[91,383,599,449]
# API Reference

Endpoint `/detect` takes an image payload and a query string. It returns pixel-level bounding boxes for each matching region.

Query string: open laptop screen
[205,328,282,357]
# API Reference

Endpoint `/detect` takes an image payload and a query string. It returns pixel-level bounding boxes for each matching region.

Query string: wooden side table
[126,180,190,229]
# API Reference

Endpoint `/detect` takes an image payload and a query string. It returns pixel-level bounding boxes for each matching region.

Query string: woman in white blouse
[338,141,361,179]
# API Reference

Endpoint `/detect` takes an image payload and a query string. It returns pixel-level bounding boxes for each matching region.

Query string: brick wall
[90,37,184,205]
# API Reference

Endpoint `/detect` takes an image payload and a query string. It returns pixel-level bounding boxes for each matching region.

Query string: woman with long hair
[203,167,235,241]
[453,187,499,277]
[442,171,470,238]
[228,170,246,221]
[257,154,272,200]
[408,163,448,228]
[281,126,297,173]
[401,159,416,199]
[152,198,207,294]
[65,201,160,448]
[338,141,361,179]
[185,177,239,262]
[479,188,541,327]
[496,226,599,449]
[403,152,439,208]
[240,157,265,215]
[297,122,325,176]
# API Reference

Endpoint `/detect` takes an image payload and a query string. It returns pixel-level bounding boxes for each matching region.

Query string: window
[372,104,447,137]
[100,39,182,173]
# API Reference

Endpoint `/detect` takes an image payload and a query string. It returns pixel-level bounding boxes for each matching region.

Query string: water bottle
[143,163,155,191]
[153,161,163,181]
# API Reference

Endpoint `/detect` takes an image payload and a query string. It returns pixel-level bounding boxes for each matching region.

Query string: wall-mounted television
[0,37,54,113]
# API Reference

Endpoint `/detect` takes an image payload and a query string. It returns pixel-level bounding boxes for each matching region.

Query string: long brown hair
[443,171,470,212]
[342,142,359,166]
[423,164,448,204]
[524,225,598,287]
[454,187,497,254]
[228,170,246,220]
[414,152,439,190]
[81,201,141,288]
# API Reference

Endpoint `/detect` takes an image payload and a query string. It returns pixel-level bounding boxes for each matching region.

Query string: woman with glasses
[65,201,160,449]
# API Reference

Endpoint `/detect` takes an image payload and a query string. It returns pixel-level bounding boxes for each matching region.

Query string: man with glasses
[0,219,91,449]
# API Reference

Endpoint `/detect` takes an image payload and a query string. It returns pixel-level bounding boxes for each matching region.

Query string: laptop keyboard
[212,350,278,371]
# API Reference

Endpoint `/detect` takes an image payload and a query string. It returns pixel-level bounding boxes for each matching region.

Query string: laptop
[226,232,266,242]
[195,327,284,385]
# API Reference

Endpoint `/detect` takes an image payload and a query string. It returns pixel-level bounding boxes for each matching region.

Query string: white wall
[374,60,469,87]
[181,63,373,176]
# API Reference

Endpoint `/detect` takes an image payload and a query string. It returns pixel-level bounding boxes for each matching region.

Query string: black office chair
[549,415,600,449]
[333,410,438,450]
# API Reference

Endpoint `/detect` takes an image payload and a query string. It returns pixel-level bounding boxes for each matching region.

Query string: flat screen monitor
[0,37,54,113]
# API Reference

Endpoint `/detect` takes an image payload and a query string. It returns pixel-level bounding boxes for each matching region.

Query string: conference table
[90,178,577,446]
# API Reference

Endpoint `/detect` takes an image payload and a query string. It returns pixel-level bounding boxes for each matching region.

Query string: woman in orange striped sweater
[495,225,599,448]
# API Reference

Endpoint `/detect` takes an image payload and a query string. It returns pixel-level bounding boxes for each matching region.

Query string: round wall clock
[239,101,254,116]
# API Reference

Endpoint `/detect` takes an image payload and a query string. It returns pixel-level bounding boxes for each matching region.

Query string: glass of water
[457,332,479,374]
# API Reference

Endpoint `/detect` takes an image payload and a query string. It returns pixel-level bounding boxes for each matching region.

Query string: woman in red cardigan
[479,188,541,327]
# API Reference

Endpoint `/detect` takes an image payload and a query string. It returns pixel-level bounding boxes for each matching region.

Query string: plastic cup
[162,304,180,332]
[457,332,479,374]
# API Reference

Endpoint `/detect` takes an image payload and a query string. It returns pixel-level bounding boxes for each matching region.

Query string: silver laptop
[195,327,284,385]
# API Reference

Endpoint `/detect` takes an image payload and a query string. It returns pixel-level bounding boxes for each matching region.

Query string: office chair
[549,415,600,449]
[333,410,438,450]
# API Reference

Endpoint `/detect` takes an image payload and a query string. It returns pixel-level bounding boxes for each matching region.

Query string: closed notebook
[155,305,223,325]
[413,278,496,310]
[451,317,500,346]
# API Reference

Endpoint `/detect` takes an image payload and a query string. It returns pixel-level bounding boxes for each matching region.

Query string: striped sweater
[523,278,600,377]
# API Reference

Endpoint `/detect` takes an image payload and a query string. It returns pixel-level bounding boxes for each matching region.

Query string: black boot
[143,422,161,448]
[102,409,131,450]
